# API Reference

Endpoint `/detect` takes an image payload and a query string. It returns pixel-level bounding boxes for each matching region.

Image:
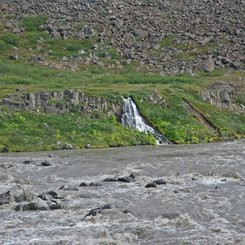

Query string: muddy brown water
[0,140,245,244]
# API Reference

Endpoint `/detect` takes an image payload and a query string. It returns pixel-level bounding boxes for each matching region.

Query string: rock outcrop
[200,81,235,109]
[0,90,121,117]
[200,81,245,114]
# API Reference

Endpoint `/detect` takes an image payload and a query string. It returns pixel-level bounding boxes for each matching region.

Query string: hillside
[0,0,244,152]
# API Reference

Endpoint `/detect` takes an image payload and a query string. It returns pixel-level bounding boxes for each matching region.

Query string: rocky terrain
[1,0,244,74]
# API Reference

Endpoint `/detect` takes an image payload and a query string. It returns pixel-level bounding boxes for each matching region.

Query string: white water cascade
[121,97,171,144]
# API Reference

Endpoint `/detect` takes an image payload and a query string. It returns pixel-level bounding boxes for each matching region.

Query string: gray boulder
[15,197,49,211]
[0,191,11,205]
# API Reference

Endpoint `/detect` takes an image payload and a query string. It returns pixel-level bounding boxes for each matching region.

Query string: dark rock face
[1,0,244,74]
[0,90,121,116]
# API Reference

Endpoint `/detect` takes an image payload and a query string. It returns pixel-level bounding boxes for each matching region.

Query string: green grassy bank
[0,15,245,152]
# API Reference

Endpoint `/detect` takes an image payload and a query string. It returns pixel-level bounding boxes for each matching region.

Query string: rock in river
[0,191,11,205]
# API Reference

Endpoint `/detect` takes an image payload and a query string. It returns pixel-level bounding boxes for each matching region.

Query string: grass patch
[45,37,95,58]
[0,33,19,51]
[0,111,155,152]
[235,93,245,106]
[160,35,174,48]
[173,41,217,61]
[21,15,48,31]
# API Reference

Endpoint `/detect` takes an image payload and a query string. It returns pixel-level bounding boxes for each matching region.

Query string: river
[0,140,245,244]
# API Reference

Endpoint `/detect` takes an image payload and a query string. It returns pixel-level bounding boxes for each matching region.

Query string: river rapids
[0,140,245,244]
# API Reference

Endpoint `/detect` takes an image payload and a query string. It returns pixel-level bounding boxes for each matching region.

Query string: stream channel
[0,140,245,244]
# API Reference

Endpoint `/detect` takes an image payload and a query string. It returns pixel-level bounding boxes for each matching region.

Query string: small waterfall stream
[121,97,171,144]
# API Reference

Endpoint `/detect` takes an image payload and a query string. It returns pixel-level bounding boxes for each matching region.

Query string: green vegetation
[0,111,154,152]
[0,15,244,152]
[173,41,217,61]
[235,94,245,106]
[160,35,175,48]
[21,15,48,31]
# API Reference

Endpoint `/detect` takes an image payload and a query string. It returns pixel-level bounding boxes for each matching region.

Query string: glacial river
[0,140,245,244]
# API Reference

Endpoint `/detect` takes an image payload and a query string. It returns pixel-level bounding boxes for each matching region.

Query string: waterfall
[121,97,171,144]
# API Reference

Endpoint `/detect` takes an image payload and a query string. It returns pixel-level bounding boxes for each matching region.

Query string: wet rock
[38,191,61,200]
[10,186,35,202]
[145,182,157,188]
[145,179,166,188]
[15,197,50,211]
[15,191,63,211]
[41,160,52,166]
[103,177,117,182]
[103,174,135,183]
[46,199,62,210]
[117,174,135,183]
[153,179,166,185]
[59,185,78,191]
[38,191,63,209]
[0,164,13,169]
[23,160,35,164]
[0,191,11,205]
[0,173,15,182]
[82,204,112,220]
[160,212,180,220]
[123,209,135,216]
[79,182,101,187]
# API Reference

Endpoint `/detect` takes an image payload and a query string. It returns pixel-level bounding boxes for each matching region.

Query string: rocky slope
[1,0,244,74]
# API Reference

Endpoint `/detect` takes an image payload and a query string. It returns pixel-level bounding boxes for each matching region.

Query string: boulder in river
[41,160,52,166]
[82,204,113,220]
[145,179,166,188]
[79,182,101,187]
[0,191,11,205]
[15,191,63,211]
[10,186,35,202]
[103,174,135,183]
[15,197,50,211]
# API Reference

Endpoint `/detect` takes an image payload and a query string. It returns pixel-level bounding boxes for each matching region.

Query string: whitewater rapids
[0,140,245,244]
